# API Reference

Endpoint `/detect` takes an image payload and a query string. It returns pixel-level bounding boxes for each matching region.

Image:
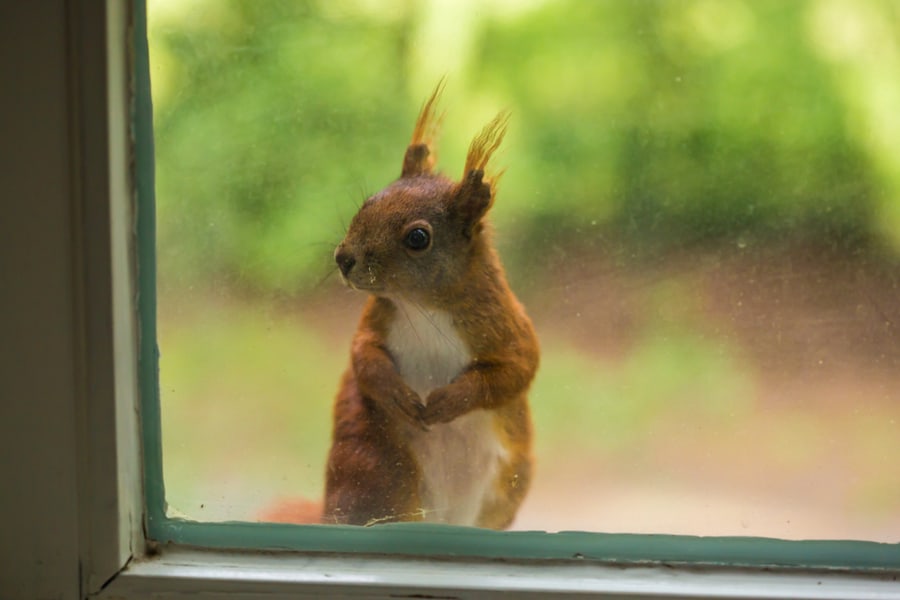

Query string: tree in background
[149,0,900,294]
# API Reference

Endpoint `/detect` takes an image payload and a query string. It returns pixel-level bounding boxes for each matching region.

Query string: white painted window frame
[1,2,895,599]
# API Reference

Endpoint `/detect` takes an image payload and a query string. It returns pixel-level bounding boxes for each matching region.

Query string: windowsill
[100,546,898,599]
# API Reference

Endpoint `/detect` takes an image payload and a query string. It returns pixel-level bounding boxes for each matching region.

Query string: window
[148,0,900,541]
[3,2,896,599]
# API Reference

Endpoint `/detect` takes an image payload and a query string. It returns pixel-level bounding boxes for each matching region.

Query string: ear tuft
[401,79,446,178]
[452,111,509,234]
[463,110,509,179]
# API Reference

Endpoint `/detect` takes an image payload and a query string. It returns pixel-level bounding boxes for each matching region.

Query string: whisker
[355,181,370,209]
[394,298,426,348]
[311,266,338,291]
[408,299,466,357]
[305,240,341,250]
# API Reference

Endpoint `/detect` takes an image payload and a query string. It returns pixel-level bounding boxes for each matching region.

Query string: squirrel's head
[335,82,507,303]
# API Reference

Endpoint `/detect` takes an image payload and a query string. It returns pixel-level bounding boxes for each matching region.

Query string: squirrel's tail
[258,497,323,524]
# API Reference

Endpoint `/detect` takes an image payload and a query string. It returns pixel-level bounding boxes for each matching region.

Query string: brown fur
[325,84,539,528]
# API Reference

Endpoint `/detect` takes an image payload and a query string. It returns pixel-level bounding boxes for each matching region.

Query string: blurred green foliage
[149,0,900,294]
[531,331,753,456]
[159,304,339,513]
[149,1,900,531]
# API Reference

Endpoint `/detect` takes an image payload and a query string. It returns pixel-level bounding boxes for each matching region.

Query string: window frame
[56,1,900,598]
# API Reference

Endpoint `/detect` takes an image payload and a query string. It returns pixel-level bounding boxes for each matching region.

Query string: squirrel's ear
[454,169,493,235]
[401,80,445,178]
[454,111,509,234]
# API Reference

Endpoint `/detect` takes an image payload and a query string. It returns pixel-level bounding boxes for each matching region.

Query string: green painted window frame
[133,0,898,572]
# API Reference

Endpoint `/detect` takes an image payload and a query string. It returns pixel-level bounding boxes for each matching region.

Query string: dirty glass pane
[148,0,900,540]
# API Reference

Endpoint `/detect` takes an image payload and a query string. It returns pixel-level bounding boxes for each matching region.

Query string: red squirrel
[324,84,539,529]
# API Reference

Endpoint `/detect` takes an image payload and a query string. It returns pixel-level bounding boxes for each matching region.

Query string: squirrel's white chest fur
[386,299,508,526]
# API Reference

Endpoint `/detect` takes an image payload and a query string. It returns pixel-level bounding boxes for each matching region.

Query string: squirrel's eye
[404,227,431,251]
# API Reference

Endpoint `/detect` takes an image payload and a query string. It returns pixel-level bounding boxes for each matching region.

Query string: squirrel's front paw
[422,387,471,425]
[385,388,428,431]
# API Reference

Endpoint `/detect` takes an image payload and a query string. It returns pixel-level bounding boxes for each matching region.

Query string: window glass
[148,0,900,540]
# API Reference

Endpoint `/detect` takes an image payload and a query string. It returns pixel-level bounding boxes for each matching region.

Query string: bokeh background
[148,0,900,540]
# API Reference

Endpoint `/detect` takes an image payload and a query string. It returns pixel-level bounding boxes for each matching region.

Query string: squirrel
[324,83,539,529]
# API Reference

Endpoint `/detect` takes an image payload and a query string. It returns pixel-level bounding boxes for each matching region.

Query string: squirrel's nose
[335,248,356,277]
